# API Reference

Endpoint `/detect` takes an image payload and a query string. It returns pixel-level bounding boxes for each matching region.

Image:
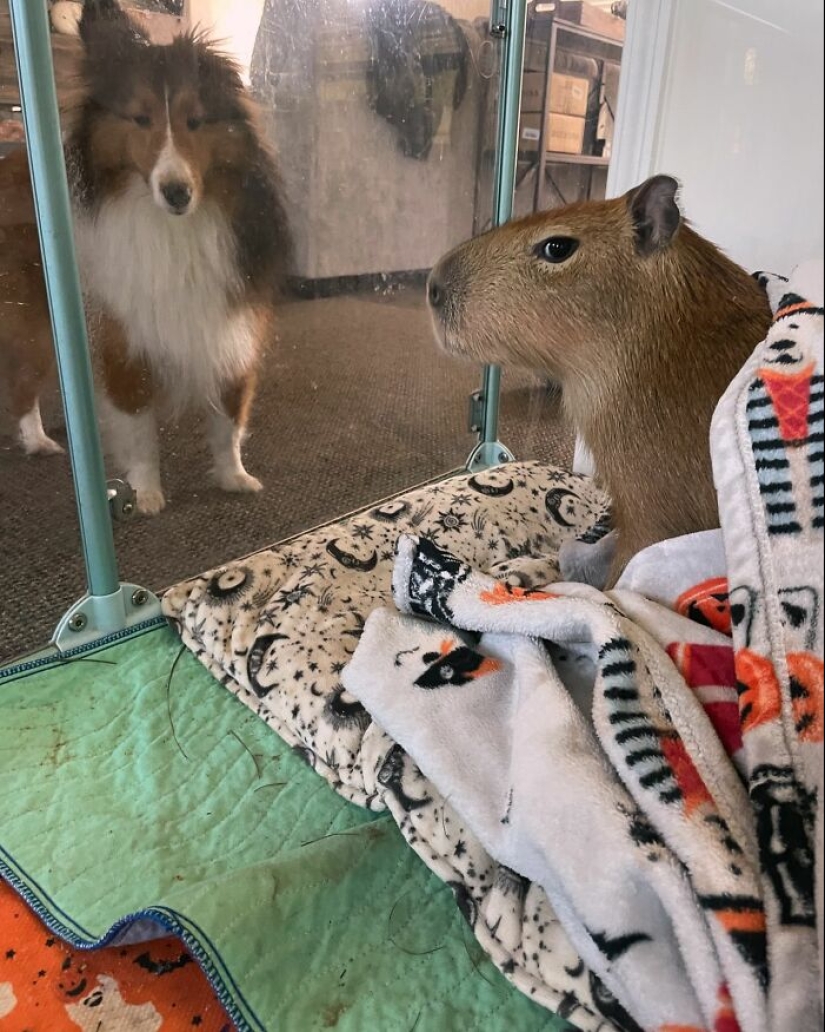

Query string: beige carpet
[0,287,573,662]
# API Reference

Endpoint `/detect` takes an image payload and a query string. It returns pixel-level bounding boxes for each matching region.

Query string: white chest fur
[74,176,256,407]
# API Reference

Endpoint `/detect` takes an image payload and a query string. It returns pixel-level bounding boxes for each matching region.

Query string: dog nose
[161,181,192,213]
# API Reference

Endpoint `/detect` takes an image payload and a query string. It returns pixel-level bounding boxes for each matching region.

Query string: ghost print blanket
[164,264,823,1032]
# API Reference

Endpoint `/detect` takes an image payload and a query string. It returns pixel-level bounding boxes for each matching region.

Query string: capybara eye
[186,116,203,131]
[132,114,151,128]
[537,237,579,263]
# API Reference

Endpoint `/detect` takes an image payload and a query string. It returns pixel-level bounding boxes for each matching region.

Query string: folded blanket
[342,263,824,1032]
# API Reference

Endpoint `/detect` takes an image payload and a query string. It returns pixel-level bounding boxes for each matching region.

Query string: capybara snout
[426,196,638,379]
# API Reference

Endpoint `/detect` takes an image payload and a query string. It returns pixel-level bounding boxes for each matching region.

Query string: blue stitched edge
[0,616,264,1031]
[0,616,168,682]
[0,851,263,1032]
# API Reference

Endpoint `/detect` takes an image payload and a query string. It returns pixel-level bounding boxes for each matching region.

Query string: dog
[0,0,290,514]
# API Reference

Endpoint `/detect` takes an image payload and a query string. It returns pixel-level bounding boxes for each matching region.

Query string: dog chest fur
[74,175,256,406]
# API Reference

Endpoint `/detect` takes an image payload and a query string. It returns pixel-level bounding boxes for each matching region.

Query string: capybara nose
[161,181,192,214]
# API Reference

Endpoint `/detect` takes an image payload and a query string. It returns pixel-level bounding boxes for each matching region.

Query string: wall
[186,0,265,79]
[613,0,824,275]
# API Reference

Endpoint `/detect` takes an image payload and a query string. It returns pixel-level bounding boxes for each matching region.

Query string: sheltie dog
[0,0,290,514]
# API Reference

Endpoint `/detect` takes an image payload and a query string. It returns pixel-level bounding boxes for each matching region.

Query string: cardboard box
[546,112,585,154]
[557,1,626,41]
[548,73,589,116]
[519,113,543,153]
[524,38,548,72]
[521,72,546,112]
[522,72,590,116]
[596,59,621,158]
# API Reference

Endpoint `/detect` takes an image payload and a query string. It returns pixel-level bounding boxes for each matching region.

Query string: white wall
[611,0,824,276]
[186,0,265,79]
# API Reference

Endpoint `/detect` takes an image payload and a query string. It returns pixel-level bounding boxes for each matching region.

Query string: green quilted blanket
[0,623,569,1031]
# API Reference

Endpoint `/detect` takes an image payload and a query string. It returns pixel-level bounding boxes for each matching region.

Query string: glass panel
[1,5,86,663]
[500,0,627,464]
[1,0,513,662]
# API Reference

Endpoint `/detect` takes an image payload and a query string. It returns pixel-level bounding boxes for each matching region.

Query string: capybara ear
[625,175,682,256]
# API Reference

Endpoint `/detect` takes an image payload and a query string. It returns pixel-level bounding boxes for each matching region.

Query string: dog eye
[132,114,151,128]
[537,237,579,263]
[187,116,203,131]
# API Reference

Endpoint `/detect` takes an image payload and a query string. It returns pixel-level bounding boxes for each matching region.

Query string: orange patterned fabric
[759,362,815,445]
[734,649,783,734]
[787,651,825,743]
[480,582,557,605]
[0,880,234,1031]
[675,578,731,636]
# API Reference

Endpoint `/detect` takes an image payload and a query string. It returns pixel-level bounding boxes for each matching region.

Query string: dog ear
[79,0,148,51]
[625,175,682,256]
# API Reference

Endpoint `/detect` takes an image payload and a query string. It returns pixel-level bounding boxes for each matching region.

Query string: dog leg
[99,398,165,515]
[17,400,64,456]
[207,373,262,494]
[6,331,63,454]
[98,316,165,514]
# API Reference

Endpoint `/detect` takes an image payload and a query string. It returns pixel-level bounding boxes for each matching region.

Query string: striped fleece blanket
[342,262,824,1032]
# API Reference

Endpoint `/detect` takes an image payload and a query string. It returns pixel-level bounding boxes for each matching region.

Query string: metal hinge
[490,0,508,36]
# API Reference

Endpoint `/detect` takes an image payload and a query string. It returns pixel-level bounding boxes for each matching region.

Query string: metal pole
[467,0,526,471]
[9,0,121,600]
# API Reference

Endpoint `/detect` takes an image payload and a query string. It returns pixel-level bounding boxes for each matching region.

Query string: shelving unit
[518,5,624,212]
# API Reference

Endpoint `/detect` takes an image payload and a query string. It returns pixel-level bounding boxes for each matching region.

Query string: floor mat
[0,623,571,1031]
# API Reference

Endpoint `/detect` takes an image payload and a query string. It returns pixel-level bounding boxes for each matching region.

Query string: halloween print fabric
[165,262,823,1031]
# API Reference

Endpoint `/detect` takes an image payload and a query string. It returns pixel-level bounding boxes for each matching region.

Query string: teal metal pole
[468,0,526,469]
[492,0,527,228]
[485,0,526,443]
[9,0,121,599]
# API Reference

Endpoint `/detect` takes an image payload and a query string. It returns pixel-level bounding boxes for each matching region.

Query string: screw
[69,612,87,632]
[498,451,510,463]
[122,501,134,517]
[132,588,149,607]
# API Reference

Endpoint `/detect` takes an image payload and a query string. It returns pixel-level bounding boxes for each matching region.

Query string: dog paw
[214,469,264,494]
[23,435,65,456]
[136,487,166,515]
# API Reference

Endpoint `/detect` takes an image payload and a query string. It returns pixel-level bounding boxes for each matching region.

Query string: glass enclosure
[0,0,626,663]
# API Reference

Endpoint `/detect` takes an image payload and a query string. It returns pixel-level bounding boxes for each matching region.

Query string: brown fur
[1,0,290,503]
[427,176,772,584]
[0,154,58,450]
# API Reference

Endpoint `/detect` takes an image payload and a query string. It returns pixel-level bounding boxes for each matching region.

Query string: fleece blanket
[342,264,824,1032]
[164,263,822,1030]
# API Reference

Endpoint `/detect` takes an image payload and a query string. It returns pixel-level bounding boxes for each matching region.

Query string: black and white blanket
[164,262,823,1031]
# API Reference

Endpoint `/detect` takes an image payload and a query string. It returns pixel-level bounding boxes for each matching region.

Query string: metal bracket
[466,440,516,473]
[490,0,508,35]
[52,584,162,651]
[107,478,136,521]
[468,390,485,434]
